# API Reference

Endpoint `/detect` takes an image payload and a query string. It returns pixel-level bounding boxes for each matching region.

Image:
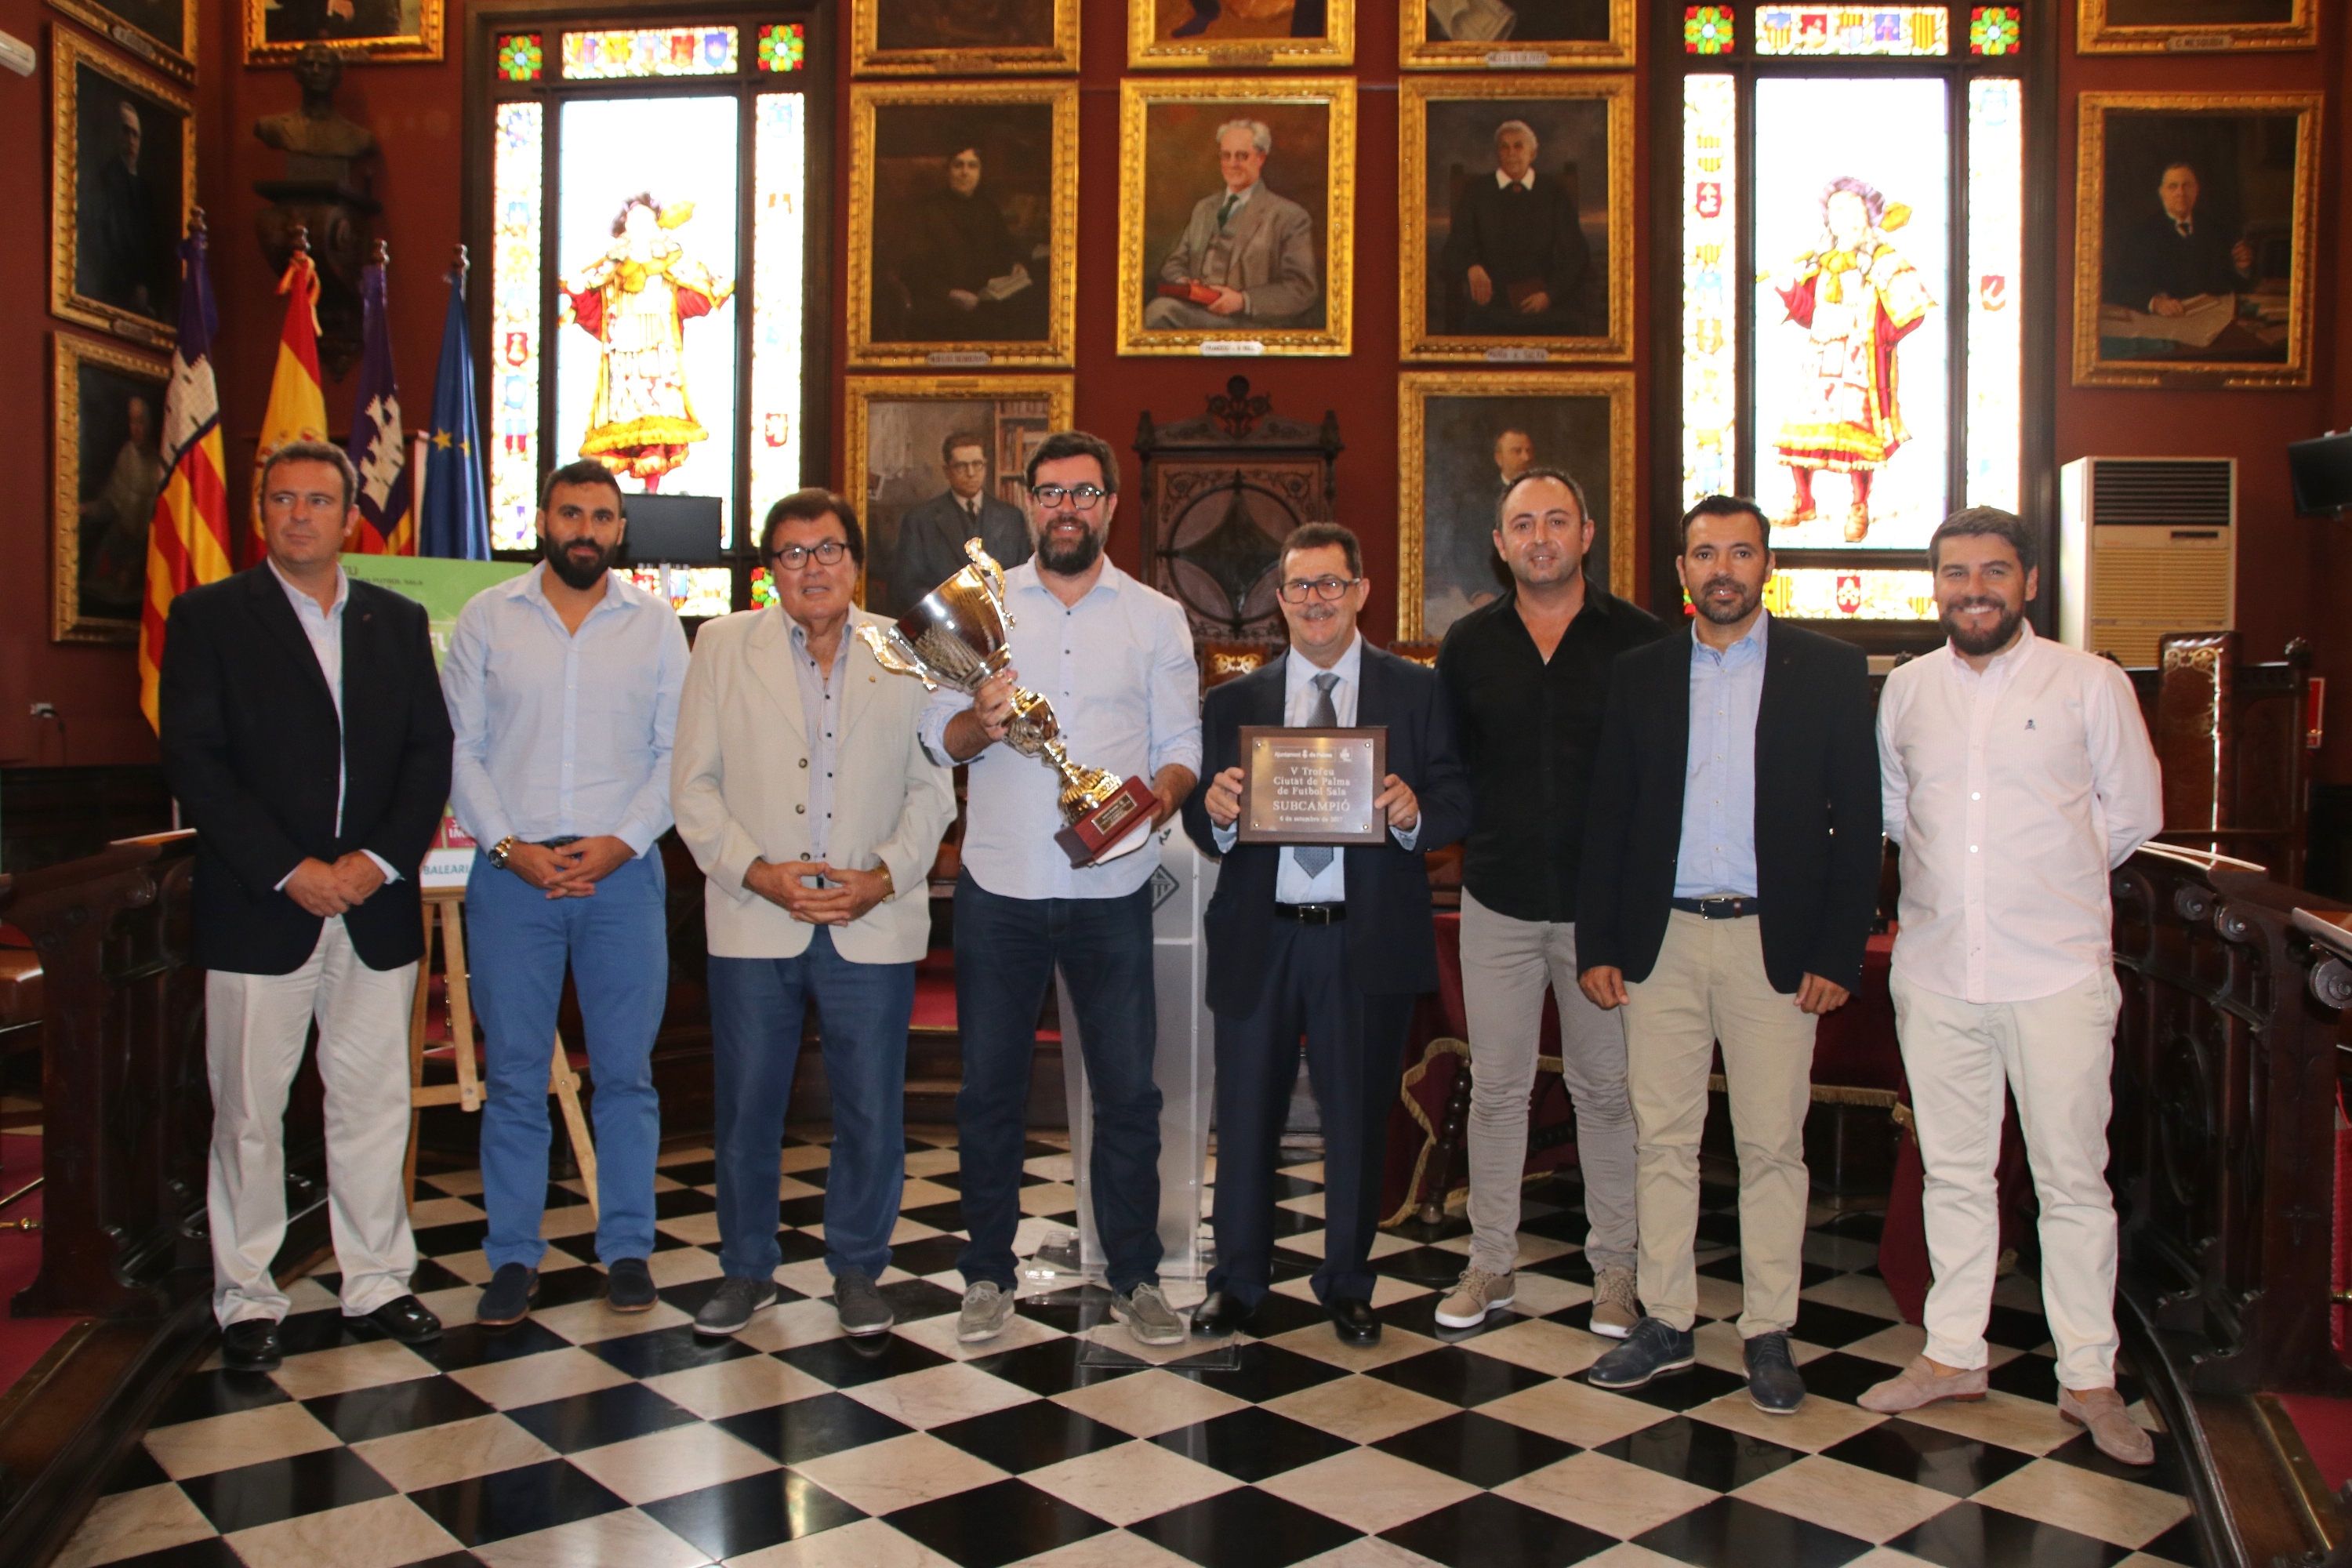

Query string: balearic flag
[251,238,330,561]
[138,210,233,731]
[417,246,491,559]
[349,245,414,554]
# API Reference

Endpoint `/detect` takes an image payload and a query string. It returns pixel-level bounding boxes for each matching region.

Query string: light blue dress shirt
[266,560,397,886]
[1210,633,1418,901]
[919,558,1202,901]
[443,564,689,858]
[1673,612,1767,899]
[789,619,848,863]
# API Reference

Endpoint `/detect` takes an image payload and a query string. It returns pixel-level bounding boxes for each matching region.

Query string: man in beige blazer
[672,489,956,1338]
[1142,119,1321,332]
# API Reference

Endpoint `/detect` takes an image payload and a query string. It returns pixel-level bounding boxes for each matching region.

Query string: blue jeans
[953,871,1161,1294]
[708,930,915,1281]
[468,849,666,1272]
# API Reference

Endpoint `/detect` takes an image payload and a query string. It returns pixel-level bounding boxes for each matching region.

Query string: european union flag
[419,251,490,559]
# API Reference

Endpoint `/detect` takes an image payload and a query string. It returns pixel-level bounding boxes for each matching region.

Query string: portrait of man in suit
[1142,118,1322,333]
[71,70,182,326]
[2105,158,2252,316]
[1442,119,1592,336]
[888,429,1034,615]
[852,386,1063,620]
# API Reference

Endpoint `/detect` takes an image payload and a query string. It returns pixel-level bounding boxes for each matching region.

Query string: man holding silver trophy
[895,430,1203,1348]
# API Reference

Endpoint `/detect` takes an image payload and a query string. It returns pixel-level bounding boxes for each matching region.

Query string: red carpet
[2278,1393,2352,1493]
[0,1134,81,1397]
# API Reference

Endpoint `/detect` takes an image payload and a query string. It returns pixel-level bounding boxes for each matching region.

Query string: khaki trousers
[1890,966,2122,1390]
[1623,910,1816,1336]
[1459,890,1637,1277]
[206,916,419,1326]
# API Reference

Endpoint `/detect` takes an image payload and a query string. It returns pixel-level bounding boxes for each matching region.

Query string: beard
[1036,516,1104,575]
[1942,597,2024,657]
[1692,572,1761,625]
[543,531,618,591]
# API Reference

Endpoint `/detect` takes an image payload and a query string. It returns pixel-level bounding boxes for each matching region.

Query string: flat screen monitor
[2288,432,2352,517]
[622,493,726,565]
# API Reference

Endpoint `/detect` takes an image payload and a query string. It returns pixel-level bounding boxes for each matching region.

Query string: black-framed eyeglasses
[1277,575,1360,604]
[1029,484,1106,510]
[767,540,849,570]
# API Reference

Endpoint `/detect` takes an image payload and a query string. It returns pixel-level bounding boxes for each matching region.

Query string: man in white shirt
[1863,506,2164,1467]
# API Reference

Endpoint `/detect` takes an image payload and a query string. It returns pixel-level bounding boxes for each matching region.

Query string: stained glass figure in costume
[1769,177,1933,543]
[561,193,735,488]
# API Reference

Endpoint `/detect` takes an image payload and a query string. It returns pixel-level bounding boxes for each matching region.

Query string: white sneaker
[1434,1267,1515,1329]
[957,1280,1013,1343]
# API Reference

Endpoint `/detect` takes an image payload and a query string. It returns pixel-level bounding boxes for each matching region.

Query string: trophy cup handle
[963,538,1009,623]
[856,623,938,691]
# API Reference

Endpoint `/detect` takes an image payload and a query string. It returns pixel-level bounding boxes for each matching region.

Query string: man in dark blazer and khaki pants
[1184,522,1472,1345]
[1577,494,1880,1412]
[161,440,453,1372]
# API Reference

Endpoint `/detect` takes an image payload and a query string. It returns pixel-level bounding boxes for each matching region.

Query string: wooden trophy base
[1054,775,1160,867]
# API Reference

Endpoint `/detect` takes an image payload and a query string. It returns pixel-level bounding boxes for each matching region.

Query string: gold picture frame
[1396,369,1635,641]
[1399,74,1632,362]
[2078,0,2317,55]
[242,0,442,63]
[2072,92,2321,390]
[53,332,173,644]
[851,0,1080,77]
[847,82,1079,370]
[842,375,1076,618]
[1400,0,1632,71]
[1127,0,1353,71]
[50,31,194,348]
[48,0,197,82]
[1117,77,1356,358]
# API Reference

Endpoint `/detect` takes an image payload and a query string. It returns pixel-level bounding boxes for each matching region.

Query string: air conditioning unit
[2057,456,2235,668]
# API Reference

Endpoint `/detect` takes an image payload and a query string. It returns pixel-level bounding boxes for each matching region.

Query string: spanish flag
[251,244,329,561]
[139,214,234,732]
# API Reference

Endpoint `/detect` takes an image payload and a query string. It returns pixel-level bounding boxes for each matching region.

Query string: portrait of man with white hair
[1143,117,1321,332]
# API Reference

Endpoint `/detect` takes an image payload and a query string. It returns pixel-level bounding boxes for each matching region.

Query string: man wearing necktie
[2111,158,2253,320]
[888,430,1031,615]
[1143,119,1321,333]
[1184,524,1472,1345]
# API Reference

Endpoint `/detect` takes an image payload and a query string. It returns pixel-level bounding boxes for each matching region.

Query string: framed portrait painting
[2078,0,2316,54]
[848,82,1079,368]
[48,0,197,82]
[1397,371,1634,641]
[1127,0,1352,71]
[1400,0,1631,70]
[1117,78,1356,357]
[851,0,1079,76]
[2073,93,2321,389]
[842,376,1074,620]
[53,333,172,644]
[1400,75,1632,361]
[50,33,193,347]
[243,0,441,62]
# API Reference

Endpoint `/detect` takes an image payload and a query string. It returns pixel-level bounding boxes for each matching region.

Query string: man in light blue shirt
[1674,615,1766,902]
[918,430,1201,1349]
[441,459,689,1327]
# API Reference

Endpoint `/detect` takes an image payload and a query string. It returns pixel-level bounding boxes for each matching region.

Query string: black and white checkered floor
[58,1129,2205,1568]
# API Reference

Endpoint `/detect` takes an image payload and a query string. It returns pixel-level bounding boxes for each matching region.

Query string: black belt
[535,836,581,848]
[1275,902,1347,925]
[1671,895,1761,920]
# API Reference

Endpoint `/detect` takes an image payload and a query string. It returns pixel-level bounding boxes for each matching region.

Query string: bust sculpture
[255,45,377,190]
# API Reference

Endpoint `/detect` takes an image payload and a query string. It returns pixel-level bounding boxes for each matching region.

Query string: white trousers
[207,916,419,1325]
[1890,965,2122,1390]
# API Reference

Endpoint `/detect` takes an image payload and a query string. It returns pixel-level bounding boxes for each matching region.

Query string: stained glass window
[488,102,544,552]
[750,566,777,608]
[1682,75,1737,509]
[1755,6,1950,56]
[1965,78,2023,510]
[560,26,738,79]
[757,23,804,71]
[748,94,807,515]
[496,34,543,82]
[1763,568,1937,620]
[1969,6,2022,55]
[1685,6,1735,53]
[619,566,735,619]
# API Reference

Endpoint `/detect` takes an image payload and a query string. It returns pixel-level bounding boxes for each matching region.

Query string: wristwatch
[488,835,518,870]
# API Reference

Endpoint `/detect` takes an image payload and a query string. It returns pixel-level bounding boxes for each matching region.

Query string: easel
[405,886,599,1220]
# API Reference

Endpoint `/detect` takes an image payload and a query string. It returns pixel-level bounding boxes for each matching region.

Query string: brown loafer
[1858,1355,1988,1414]
[2058,1385,2155,1465]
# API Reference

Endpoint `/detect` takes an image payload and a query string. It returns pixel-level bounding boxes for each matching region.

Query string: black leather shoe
[221,1318,283,1373]
[1191,1290,1257,1338]
[1588,1316,1696,1390]
[607,1258,658,1313]
[1744,1330,1807,1414]
[1328,1297,1381,1345]
[357,1295,442,1345]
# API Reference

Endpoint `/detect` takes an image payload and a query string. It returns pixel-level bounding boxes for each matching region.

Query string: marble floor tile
[220,1493,462,1568]
[1969,1457,2193,1548]
[1261,1323,1443,1374]
[268,1339,441,1402]
[1457,1317,1612,1378]
[471,1504,714,1567]
[445,1346,640,1410]
[1054,1369,1251,1439]
[532,1296,697,1345]
[1478,1377,1672,1449]
[1685,1387,1889,1452]
[724,1516,956,1567]
[143,1401,345,1480]
[644,1355,834,1421]
[51,1483,217,1568]
[1895,1388,2085,1457]
[1494,1450,1719,1539]
[1258,1372,1458,1445]
[789,1431,1006,1516]
[1255,1446,1482,1535]
[844,1360,1042,1429]
[568,1421,782,1505]
[1021,1439,1240,1526]
[349,1411,558,1492]
[1733,1454,1961,1543]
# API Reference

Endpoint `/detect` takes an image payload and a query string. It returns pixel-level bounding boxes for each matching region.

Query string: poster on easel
[340,553,530,887]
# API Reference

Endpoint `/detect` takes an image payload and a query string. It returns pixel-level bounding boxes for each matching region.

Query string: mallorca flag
[138,217,233,731]
[251,248,329,562]
[348,255,413,554]
[417,252,490,559]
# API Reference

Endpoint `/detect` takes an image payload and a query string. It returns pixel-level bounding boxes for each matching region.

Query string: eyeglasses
[1277,575,1360,604]
[1029,484,1106,510]
[767,539,849,570]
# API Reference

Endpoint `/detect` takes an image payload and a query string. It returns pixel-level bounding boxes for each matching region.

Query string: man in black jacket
[160,439,453,1373]
[1184,523,1472,1345]
[887,430,1033,615]
[1440,119,1592,337]
[1576,494,1880,1412]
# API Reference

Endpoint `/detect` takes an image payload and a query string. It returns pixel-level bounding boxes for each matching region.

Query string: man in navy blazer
[1183,523,1472,1345]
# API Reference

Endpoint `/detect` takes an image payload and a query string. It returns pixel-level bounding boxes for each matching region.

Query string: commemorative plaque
[1236,727,1388,846]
